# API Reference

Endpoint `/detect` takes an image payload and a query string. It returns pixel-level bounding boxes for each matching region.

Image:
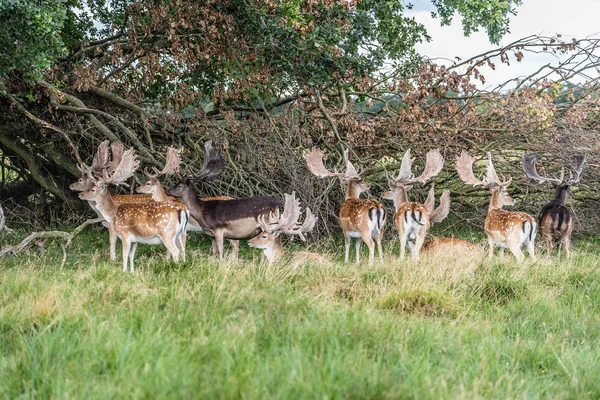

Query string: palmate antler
[91,147,140,187]
[144,147,181,178]
[304,148,361,180]
[184,141,225,182]
[390,149,444,185]
[257,192,317,240]
[523,153,587,185]
[77,140,111,177]
[456,151,511,187]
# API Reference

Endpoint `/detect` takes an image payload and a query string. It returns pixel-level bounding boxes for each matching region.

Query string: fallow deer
[456,151,537,262]
[304,148,385,266]
[523,153,587,258]
[166,141,280,261]
[135,145,239,256]
[248,192,319,267]
[70,141,153,260]
[79,148,190,272]
[381,149,450,260]
[421,237,484,257]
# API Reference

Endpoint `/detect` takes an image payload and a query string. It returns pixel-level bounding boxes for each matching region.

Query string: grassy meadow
[1,227,600,399]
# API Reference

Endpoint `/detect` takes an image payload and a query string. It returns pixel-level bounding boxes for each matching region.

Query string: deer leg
[376,229,384,263]
[355,237,363,264]
[544,234,552,258]
[411,230,426,261]
[229,240,240,260]
[526,237,536,261]
[176,230,187,263]
[129,242,138,273]
[210,238,218,258]
[507,241,524,263]
[108,225,117,261]
[563,235,571,259]
[214,231,225,261]
[498,248,505,258]
[163,237,180,263]
[344,233,351,263]
[487,238,495,258]
[399,232,408,261]
[121,234,130,272]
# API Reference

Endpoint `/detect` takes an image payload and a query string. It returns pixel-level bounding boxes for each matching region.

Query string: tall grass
[1,229,600,399]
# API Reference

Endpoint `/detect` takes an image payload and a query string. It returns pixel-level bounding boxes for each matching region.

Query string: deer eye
[262,235,267,238]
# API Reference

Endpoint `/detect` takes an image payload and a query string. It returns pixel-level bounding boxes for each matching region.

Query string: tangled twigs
[0,217,104,267]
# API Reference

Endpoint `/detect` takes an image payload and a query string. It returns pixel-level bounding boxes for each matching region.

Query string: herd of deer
[70,140,587,272]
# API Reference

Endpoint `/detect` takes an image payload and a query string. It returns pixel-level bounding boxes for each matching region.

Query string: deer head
[305,148,370,198]
[456,151,515,208]
[137,147,181,197]
[166,141,225,198]
[382,149,444,204]
[248,192,318,263]
[79,147,140,202]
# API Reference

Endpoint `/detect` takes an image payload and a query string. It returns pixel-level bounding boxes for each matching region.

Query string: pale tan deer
[381,149,450,260]
[135,146,239,257]
[456,151,537,262]
[523,153,586,258]
[304,148,385,266]
[70,141,153,260]
[248,192,319,267]
[79,148,190,272]
[421,237,484,257]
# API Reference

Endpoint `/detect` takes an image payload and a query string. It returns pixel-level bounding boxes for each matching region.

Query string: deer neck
[392,189,410,213]
[263,239,283,266]
[554,185,569,205]
[152,184,168,202]
[180,185,207,223]
[94,192,119,225]
[488,189,504,212]
[345,182,362,200]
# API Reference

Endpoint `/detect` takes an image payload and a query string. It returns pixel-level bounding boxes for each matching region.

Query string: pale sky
[406,0,600,90]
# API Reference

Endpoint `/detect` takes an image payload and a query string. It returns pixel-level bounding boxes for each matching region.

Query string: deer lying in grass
[305,148,385,266]
[457,151,537,262]
[421,237,484,257]
[523,153,586,258]
[79,148,189,272]
[70,141,153,260]
[248,192,319,267]
[135,146,238,256]
[166,141,279,261]
[381,149,450,260]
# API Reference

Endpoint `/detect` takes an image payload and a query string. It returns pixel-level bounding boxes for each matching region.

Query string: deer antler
[456,151,511,188]
[144,147,181,178]
[391,149,444,185]
[305,148,360,180]
[106,142,125,174]
[258,192,318,241]
[522,153,563,185]
[430,190,450,224]
[568,154,587,184]
[186,141,225,182]
[96,148,140,186]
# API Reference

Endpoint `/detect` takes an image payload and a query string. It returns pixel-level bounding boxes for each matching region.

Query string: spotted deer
[456,151,536,262]
[523,153,586,258]
[247,192,319,267]
[79,148,189,272]
[304,148,385,266]
[166,141,279,261]
[381,149,450,260]
[421,237,484,257]
[70,141,152,260]
[135,146,239,257]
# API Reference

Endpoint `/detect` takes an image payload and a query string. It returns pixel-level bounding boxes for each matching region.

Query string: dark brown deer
[166,141,279,261]
[305,148,385,266]
[79,148,189,272]
[136,145,239,257]
[523,153,587,258]
[381,149,449,261]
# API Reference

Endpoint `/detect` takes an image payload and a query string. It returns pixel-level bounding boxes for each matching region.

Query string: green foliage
[1,230,600,398]
[432,0,523,44]
[0,0,68,77]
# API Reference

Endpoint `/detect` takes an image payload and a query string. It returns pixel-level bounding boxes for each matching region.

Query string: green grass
[1,228,600,399]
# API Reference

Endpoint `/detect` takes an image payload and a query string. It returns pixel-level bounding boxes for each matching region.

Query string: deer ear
[273,231,282,239]
[404,185,413,191]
